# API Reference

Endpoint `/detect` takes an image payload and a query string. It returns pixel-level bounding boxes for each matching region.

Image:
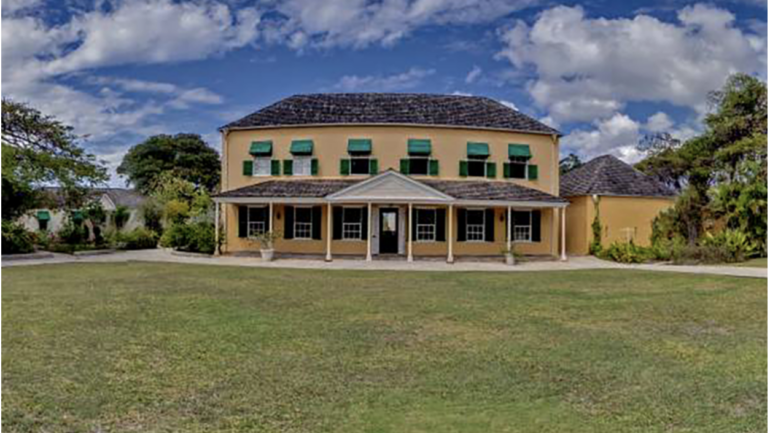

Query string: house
[19,188,147,233]
[214,93,569,261]
[560,155,676,255]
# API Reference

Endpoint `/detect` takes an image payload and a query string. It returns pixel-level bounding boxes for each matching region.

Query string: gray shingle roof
[216,177,565,203]
[222,93,560,135]
[421,180,566,203]
[560,155,676,198]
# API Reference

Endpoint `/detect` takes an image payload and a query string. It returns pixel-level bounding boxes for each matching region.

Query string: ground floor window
[294,207,313,239]
[248,207,268,237]
[466,209,486,241]
[342,207,363,240]
[415,209,436,241]
[513,211,532,242]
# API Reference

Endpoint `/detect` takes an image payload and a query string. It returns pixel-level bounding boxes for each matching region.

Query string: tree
[1,99,108,219]
[559,153,583,174]
[117,134,220,194]
[637,73,767,250]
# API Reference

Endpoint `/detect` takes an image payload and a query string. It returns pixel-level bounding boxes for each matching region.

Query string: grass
[3,263,766,432]
[735,257,768,268]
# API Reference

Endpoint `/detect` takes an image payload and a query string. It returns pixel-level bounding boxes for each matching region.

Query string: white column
[407,203,413,262]
[325,203,332,262]
[560,207,567,261]
[506,206,512,251]
[214,202,220,256]
[366,202,372,261]
[269,202,274,233]
[447,204,454,263]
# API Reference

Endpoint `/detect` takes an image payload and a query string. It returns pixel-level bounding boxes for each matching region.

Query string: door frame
[378,207,400,254]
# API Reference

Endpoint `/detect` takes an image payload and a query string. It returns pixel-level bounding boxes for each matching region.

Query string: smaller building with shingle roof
[560,155,676,255]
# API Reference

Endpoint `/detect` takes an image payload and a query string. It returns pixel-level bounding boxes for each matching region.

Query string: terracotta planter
[504,253,515,266]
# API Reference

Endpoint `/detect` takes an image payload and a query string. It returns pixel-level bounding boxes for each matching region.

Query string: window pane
[295,207,312,223]
[467,210,485,225]
[510,162,526,179]
[294,156,311,175]
[254,157,271,175]
[344,207,362,222]
[417,209,434,224]
[409,158,429,175]
[467,160,486,177]
[350,158,370,174]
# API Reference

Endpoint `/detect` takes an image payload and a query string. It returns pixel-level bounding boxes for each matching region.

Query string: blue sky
[2,0,767,186]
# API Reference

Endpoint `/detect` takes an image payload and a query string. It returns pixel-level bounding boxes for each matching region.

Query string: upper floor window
[293,156,312,176]
[284,140,318,176]
[504,144,538,180]
[341,139,378,175]
[460,142,495,178]
[244,141,278,177]
[401,139,438,176]
[254,157,272,176]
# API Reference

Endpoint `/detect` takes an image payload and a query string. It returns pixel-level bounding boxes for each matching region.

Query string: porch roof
[215,172,567,206]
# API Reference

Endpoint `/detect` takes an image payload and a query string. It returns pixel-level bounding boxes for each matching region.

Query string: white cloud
[333,67,436,91]
[451,90,474,96]
[498,99,518,110]
[271,0,539,50]
[465,65,482,83]
[497,4,767,124]
[644,112,674,133]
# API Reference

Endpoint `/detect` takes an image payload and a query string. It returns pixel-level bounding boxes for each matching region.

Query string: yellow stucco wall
[222,125,559,196]
[223,203,556,257]
[564,195,675,255]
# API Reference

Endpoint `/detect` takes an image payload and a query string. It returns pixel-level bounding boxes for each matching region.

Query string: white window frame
[465,208,486,242]
[408,157,431,176]
[415,208,437,242]
[348,157,371,175]
[293,206,313,240]
[247,206,269,237]
[253,157,272,177]
[508,156,529,180]
[465,159,488,178]
[513,210,533,243]
[341,207,363,241]
[293,156,312,176]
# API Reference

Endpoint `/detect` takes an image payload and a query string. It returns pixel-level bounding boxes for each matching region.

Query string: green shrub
[58,219,88,245]
[2,221,35,254]
[648,236,687,261]
[112,205,131,230]
[34,230,54,251]
[598,241,651,264]
[673,245,732,265]
[160,222,215,254]
[119,227,158,250]
[701,229,755,263]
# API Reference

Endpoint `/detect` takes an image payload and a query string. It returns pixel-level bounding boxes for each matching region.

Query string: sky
[2,0,767,187]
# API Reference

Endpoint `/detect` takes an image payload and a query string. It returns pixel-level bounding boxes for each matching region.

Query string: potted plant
[251,230,281,262]
[501,244,516,266]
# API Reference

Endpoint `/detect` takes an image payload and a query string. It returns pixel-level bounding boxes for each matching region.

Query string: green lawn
[735,257,768,268]
[3,263,766,432]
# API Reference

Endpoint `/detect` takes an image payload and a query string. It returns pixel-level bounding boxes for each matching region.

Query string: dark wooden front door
[379,208,399,254]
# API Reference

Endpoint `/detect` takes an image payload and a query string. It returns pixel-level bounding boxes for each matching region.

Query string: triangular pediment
[327,170,453,202]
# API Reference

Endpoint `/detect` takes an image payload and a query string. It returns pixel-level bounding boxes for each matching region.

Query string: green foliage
[117,133,220,194]
[589,198,602,255]
[110,227,158,250]
[2,221,35,254]
[112,205,131,230]
[598,241,651,264]
[58,218,88,245]
[701,229,756,263]
[1,100,108,218]
[160,221,216,254]
[164,200,190,224]
[648,236,686,261]
[638,73,767,252]
[140,199,164,233]
[559,153,583,174]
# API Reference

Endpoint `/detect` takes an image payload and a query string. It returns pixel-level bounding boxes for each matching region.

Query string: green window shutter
[459,160,468,177]
[312,206,322,240]
[532,210,542,242]
[283,160,293,176]
[400,158,410,175]
[360,206,368,240]
[503,162,511,179]
[243,160,253,176]
[271,159,281,176]
[457,208,467,242]
[284,206,294,239]
[369,159,379,175]
[332,207,343,239]
[528,164,538,180]
[429,159,439,176]
[238,206,247,238]
[436,208,446,242]
[486,162,496,178]
[340,159,350,176]
[311,158,319,176]
[484,209,495,242]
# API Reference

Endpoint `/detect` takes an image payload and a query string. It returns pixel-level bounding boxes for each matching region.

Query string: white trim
[327,170,453,202]
[215,196,568,208]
